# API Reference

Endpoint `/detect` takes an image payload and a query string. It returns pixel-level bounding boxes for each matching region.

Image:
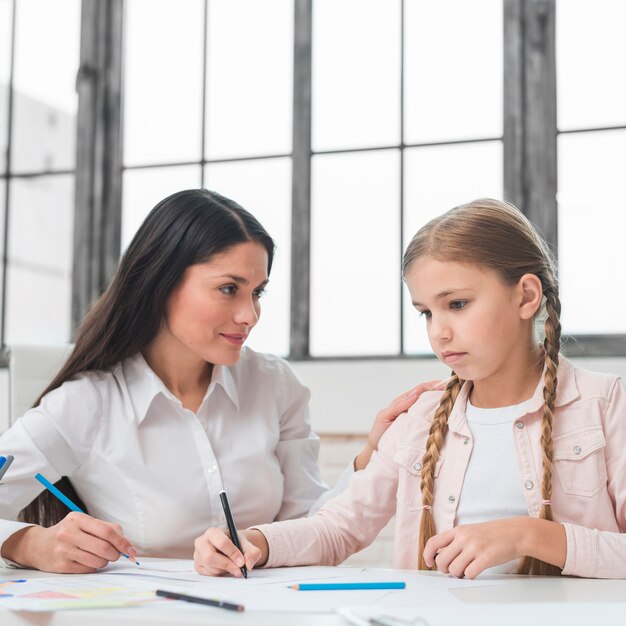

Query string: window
[556,0,626,337]
[6,0,621,359]
[0,0,79,350]
[122,0,293,356]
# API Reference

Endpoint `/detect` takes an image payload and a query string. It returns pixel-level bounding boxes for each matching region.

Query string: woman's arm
[0,378,136,572]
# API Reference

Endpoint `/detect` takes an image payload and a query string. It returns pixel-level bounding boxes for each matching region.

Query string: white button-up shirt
[0,348,351,565]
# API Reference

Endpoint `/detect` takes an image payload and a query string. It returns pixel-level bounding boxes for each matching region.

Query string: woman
[0,189,426,573]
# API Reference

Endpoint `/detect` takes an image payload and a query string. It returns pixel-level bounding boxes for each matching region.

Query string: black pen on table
[219,489,247,578]
[156,589,244,612]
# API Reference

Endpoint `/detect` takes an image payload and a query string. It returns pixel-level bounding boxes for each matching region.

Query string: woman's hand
[422,517,566,578]
[1,512,137,573]
[355,380,443,471]
[193,528,268,577]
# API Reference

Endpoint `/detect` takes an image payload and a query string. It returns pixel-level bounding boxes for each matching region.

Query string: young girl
[193,198,626,579]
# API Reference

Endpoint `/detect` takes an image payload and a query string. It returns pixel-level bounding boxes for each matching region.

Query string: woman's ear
[517,273,543,320]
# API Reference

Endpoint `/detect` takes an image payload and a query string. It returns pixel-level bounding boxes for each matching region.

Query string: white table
[1,561,625,626]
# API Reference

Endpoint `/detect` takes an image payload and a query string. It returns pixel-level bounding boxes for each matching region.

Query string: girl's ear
[517,273,543,320]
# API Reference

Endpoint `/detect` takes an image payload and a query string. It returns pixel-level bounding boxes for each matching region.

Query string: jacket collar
[447,356,579,433]
[123,353,240,425]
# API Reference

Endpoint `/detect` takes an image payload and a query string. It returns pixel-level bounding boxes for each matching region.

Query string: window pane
[124,0,204,166]
[0,0,12,173]
[205,158,291,356]
[205,0,293,160]
[557,0,626,130]
[311,150,401,356]
[11,0,80,173]
[404,0,502,144]
[122,165,202,249]
[558,131,626,334]
[403,141,503,354]
[312,0,401,151]
[6,174,74,343]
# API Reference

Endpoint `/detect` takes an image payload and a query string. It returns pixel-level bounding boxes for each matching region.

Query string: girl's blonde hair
[403,198,562,577]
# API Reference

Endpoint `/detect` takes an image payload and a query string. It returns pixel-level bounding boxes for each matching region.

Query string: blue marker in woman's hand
[34,472,140,565]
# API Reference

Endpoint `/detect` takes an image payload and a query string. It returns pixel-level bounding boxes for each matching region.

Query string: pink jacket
[255,358,626,578]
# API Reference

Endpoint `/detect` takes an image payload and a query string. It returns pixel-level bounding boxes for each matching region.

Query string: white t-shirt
[455,397,531,573]
[0,348,352,566]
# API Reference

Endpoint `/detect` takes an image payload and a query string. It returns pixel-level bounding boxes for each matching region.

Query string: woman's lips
[221,333,247,345]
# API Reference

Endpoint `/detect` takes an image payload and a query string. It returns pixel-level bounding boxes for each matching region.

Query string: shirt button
[413,462,422,471]
[525,480,534,490]
[515,421,525,430]
[207,464,217,474]
[573,445,582,455]
[448,495,456,503]
[463,438,470,445]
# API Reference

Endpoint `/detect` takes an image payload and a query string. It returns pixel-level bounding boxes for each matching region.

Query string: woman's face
[162,241,269,366]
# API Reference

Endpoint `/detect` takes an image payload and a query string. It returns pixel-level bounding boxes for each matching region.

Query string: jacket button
[207,464,217,474]
[448,495,456,503]
[413,462,422,471]
[525,480,533,490]
[515,421,525,430]
[573,445,582,455]
[463,438,470,445]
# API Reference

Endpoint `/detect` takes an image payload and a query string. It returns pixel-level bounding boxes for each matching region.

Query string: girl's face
[405,256,539,384]
[162,241,269,366]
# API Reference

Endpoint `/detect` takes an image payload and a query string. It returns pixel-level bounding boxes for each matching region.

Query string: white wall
[292,357,626,434]
[2,357,626,436]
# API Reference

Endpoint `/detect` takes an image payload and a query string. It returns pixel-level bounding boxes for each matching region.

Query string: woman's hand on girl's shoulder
[193,528,267,577]
[355,380,443,471]
[1,512,137,573]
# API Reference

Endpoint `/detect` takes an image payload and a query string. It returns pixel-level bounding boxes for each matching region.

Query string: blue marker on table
[34,472,140,566]
[288,582,406,591]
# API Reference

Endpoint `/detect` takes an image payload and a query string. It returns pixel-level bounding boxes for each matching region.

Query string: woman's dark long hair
[20,189,275,527]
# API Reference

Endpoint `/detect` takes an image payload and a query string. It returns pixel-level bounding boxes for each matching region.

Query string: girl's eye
[253,287,267,298]
[450,300,468,311]
[220,285,237,296]
[418,310,432,320]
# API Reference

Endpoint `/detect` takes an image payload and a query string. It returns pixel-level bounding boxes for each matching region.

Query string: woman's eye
[220,285,237,296]
[419,310,432,320]
[450,300,468,311]
[253,287,267,298]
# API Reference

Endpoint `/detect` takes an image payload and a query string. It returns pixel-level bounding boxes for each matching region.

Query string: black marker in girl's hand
[219,490,247,578]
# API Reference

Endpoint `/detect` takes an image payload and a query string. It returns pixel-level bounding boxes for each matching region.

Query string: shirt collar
[447,355,579,433]
[123,353,240,425]
[209,362,240,411]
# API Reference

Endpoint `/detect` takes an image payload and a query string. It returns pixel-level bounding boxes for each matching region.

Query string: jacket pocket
[393,445,444,511]
[553,427,607,497]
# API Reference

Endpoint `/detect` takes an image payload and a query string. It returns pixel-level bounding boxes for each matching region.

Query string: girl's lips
[441,351,467,364]
[221,334,247,345]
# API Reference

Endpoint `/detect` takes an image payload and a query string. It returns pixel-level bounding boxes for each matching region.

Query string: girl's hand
[423,517,567,579]
[423,518,530,578]
[355,380,443,471]
[1,512,137,573]
[193,528,268,577]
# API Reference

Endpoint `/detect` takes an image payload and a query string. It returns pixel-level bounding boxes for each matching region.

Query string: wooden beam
[73,0,124,331]
[503,0,557,248]
[290,0,312,359]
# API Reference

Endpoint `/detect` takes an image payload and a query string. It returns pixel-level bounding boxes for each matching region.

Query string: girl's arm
[560,376,626,579]
[193,421,404,574]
